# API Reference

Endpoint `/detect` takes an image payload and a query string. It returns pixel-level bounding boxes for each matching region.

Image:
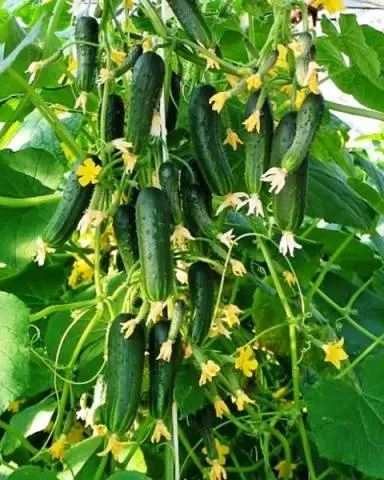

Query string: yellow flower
[66,422,85,444]
[209,91,230,113]
[220,304,243,328]
[306,60,320,94]
[242,110,261,133]
[231,389,255,411]
[199,360,220,386]
[26,60,44,83]
[157,339,174,362]
[68,57,77,73]
[217,229,237,249]
[226,74,239,88]
[148,301,167,324]
[77,210,105,235]
[68,258,94,288]
[171,224,195,250]
[246,73,261,91]
[209,318,232,339]
[280,85,307,110]
[230,259,246,277]
[175,260,188,285]
[214,398,229,419]
[200,49,220,70]
[288,40,305,58]
[122,151,137,173]
[7,399,25,413]
[235,346,258,377]
[203,439,229,466]
[120,318,140,339]
[111,138,133,153]
[209,460,227,480]
[216,192,248,216]
[98,68,113,84]
[322,337,348,369]
[283,271,295,287]
[76,158,102,187]
[223,129,243,151]
[142,37,153,52]
[126,0,133,9]
[97,434,128,462]
[151,419,172,443]
[74,91,88,114]
[184,342,193,359]
[93,424,108,437]
[49,434,67,461]
[275,44,288,70]
[111,49,126,66]
[312,0,345,14]
[150,111,161,137]
[274,460,297,479]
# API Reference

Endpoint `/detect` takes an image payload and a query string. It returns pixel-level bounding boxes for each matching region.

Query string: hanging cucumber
[114,44,143,77]
[191,406,217,460]
[136,187,174,302]
[166,72,181,133]
[126,52,165,154]
[188,261,216,345]
[244,91,274,194]
[113,204,139,274]
[293,33,315,88]
[103,94,125,142]
[182,184,218,238]
[189,85,233,196]
[75,16,99,93]
[159,162,183,225]
[104,315,145,435]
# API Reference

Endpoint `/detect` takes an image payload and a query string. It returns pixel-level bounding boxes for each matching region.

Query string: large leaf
[0,397,56,455]
[107,473,151,480]
[175,363,205,416]
[58,437,103,480]
[8,467,58,480]
[306,351,384,478]
[0,292,29,414]
[354,153,384,196]
[306,157,376,230]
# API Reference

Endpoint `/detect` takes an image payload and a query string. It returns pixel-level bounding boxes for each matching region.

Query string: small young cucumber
[113,204,139,274]
[75,16,99,93]
[105,315,145,435]
[126,52,165,154]
[103,94,125,142]
[192,406,217,460]
[281,93,324,174]
[159,162,183,225]
[43,158,95,247]
[166,72,181,134]
[189,85,233,196]
[166,0,212,47]
[244,91,274,194]
[188,261,216,345]
[136,187,174,302]
[114,45,143,78]
[182,184,218,238]
[149,320,182,420]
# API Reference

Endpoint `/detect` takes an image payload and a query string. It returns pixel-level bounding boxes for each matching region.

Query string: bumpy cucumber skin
[166,72,181,133]
[295,33,313,88]
[113,204,139,274]
[104,94,125,142]
[115,45,143,77]
[105,315,145,435]
[159,162,183,225]
[75,16,99,93]
[183,184,217,238]
[126,52,165,154]
[188,261,216,345]
[43,159,94,247]
[189,85,233,196]
[281,93,324,173]
[166,0,212,46]
[136,187,173,302]
[149,320,181,420]
[244,92,274,194]
[272,113,308,232]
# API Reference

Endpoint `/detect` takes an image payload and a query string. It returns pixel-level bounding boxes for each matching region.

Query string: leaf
[0,397,56,455]
[306,351,384,478]
[348,177,384,214]
[306,156,376,230]
[0,292,29,415]
[354,153,384,196]
[107,473,151,480]
[361,24,384,66]
[58,437,103,480]
[8,467,58,480]
[175,363,205,416]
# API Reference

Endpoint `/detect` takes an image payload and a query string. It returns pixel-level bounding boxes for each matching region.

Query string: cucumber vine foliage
[0,0,384,479]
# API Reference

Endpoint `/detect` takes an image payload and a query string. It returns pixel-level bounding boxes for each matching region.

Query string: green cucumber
[244,91,274,194]
[159,161,183,225]
[126,52,165,154]
[114,44,143,77]
[182,184,217,238]
[105,315,145,434]
[166,0,212,47]
[294,33,314,88]
[192,406,217,460]
[104,94,125,142]
[75,16,99,93]
[281,93,324,174]
[149,320,182,420]
[136,187,174,302]
[113,204,139,274]
[188,261,216,345]
[189,85,233,196]
[166,72,181,133]
[43,158,95,247]
[272,113,308,232]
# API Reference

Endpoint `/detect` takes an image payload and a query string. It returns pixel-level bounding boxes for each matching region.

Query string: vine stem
[29,298,98,323]
[325,101,384,121]
[178,426,207,478]
[0,419,39,455]
[0,193,61,208]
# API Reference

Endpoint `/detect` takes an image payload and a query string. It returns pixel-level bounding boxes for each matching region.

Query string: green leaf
[307,157,376,230]
[58,437,103,480]
[306,351,384,478]
[0,292,29,414]
[0,397,56,455]
[361,24,384,66]
[347,177,384,214]
[8,466,58,480]
[354,153,384,196]
[107,473,151,480]
[175,363,205,416]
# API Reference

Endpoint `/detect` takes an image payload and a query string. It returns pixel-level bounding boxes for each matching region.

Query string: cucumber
[281,93,324,174]
[105,315,145,435]
[182,184,217,238]
[166,0,212,47]
[149,320,182,420]
[113,204,139,274]
[272,113,308,232]
[244,92,274,194]
[126,52,165,154]
[43,158,95,247]
[166,72,181,133]
[189,85,233,196]
[104,94,125,142]
[114,44,143,77]
[294,33,314,88]
[192,406,217,460]
[136,187,174,302]
[188,261,216,345]
[180,162,213,217]
[159,162,183,225]
[75,16,99,93]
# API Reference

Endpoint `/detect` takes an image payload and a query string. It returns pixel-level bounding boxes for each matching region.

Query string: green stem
[325,101,384,121]
[344,276,373,311]
[95,440,109,480]
[270,427,292,480]
[0,419,39,455]
[178,426,207,478]
[29,299,98,323]
[317,467,335,480]
[43,0,68,57]
[0,193,61,208]
[121,417,152,467]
